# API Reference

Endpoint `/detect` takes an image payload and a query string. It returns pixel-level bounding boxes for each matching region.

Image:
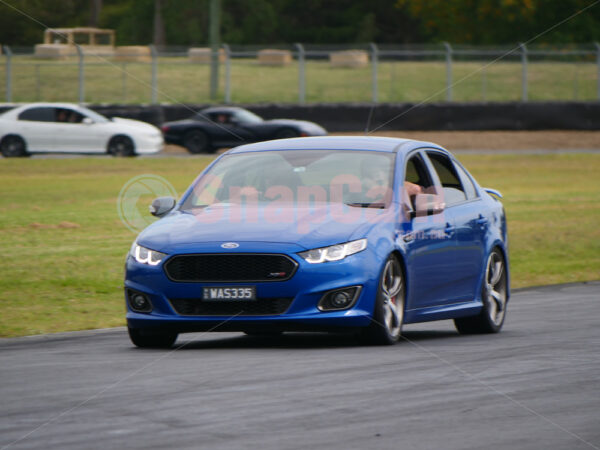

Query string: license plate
[202,286,256,301]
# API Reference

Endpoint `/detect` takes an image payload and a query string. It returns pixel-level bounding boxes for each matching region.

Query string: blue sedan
[125,136,509,347]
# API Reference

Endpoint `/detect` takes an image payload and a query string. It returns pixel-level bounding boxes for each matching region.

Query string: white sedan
[0,103,163,157]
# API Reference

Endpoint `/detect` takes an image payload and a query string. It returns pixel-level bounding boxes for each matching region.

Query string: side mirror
[82,117,94,125]
[411,193,445,218]
[149,197,176,218]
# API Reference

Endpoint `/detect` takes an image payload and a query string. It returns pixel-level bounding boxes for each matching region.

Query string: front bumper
[125,248,380,333]
[135,134,164,154]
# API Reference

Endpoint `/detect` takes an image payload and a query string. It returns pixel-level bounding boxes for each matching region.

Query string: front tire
[454,248,507,334]
[107,135,135,157]
[361,255,405,345]
[1,135,28,157]
[183,130,211,153]
[128,327,178,348]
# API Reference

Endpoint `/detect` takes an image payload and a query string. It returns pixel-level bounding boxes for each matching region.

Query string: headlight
[131,243,167,266]
[298,239,367,264]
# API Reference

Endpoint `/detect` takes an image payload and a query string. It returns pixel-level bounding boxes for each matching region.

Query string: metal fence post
[370,42,378,103]
[150,45,158,104]
[595,42,600,101]
[520,43,528,101]
[443,42,452,101]
[75,44,85,104]
[209,0,221,100]
[294,43,306,104]
[121,63,128,103]
[35,64,41,101]
[3,45,12,102]
[481,66,487,101]
[222,43,231,103]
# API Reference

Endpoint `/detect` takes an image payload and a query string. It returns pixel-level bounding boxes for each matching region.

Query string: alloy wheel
[380,257,404,339]
[484,250,507,326]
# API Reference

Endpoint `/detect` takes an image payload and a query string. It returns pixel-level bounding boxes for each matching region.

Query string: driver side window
[404,154,432,193]
[210,113,231,124]
[402,153,436,215]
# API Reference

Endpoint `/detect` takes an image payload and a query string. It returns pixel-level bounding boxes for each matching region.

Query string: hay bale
[329,50,369,68]
[114,46,151,62]
[34,44,74,60]
[188,47,225,63]
[81,46,115,57]
[258,49,292,66]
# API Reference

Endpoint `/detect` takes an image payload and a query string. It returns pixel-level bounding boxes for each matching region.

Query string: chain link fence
[1,42,599,104]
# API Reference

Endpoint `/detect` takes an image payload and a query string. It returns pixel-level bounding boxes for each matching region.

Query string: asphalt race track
[1,282,599,450]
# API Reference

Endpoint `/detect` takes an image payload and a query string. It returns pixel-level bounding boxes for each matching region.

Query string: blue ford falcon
[125,136,509,347]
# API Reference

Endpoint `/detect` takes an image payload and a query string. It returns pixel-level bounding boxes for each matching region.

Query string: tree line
[1,0,599,47]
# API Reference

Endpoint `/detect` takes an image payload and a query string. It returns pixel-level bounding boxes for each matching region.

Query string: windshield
[234,109,263,124]
[181,150,395,210]
[78,106,109,123]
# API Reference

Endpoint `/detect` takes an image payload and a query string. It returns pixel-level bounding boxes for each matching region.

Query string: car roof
[201,106,247,115]
[0,102,89,117]
[12,102,85,110]
[226,136,446,155]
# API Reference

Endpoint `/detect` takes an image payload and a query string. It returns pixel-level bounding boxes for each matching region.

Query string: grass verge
[0,153,598,337]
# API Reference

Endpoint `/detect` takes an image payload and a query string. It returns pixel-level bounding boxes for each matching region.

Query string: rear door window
[425,151,467,206]
[18,107,56,122]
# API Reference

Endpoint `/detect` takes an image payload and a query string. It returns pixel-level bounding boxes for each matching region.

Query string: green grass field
[0,57,597,104]
[0,153,598,337]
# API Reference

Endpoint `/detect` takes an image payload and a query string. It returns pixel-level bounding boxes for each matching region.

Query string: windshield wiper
[345,202,386,209]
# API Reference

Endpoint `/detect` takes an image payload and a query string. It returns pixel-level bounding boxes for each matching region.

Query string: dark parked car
[160,106,327,153]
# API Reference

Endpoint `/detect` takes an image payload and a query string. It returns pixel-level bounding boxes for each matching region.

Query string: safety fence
[1,43,599,104]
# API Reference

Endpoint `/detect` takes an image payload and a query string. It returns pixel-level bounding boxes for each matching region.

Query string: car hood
[136,204,391,253]
[111,117,161,134]
[265,119,327,134]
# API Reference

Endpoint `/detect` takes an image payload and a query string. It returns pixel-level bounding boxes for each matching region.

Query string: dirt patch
[163,130,599,154]
[57,221,81,229]
[29,221,81,230]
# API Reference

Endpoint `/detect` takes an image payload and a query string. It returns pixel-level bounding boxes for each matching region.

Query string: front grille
[169,298,293,316]
[164,254,297,282]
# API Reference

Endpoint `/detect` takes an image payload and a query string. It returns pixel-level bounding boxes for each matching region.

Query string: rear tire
[128,327,178,348]
[454,248,507,334]
[107,135,135,157]
[183,130,211,153]
[360,255,405,345]
[1,135,28,157]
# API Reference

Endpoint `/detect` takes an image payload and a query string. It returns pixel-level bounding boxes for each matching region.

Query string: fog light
[332,291,351,308]
[127,290,153,313]
[318,286,361,311]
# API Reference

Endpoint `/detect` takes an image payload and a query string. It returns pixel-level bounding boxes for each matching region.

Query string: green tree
[0,0,88,47]
[397,0,600,44]
[1,0,599,47]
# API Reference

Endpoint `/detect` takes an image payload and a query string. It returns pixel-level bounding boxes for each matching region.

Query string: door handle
[444,222,455,237]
